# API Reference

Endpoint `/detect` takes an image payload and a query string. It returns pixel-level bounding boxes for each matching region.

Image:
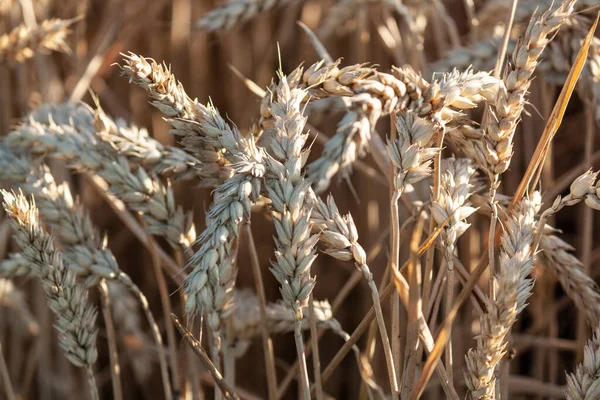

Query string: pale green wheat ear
[0,189,100,400]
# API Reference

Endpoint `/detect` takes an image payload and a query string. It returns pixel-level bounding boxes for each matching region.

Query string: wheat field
[2,0,600,399]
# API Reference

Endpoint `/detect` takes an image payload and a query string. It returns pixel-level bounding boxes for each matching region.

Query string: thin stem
[444,256,455,385]
[244,224,278,400]
[0,340,15,400]
[390,190,402,384]
[172,315,240,400]
[145,236,176,400]
[294,320,311,400]
[98,280,123,400]
[389,113,401,384]
[119,274,173,400]
[308,294,324,400]
[86,365,100,400]
[364,267,398,396]
[211,338,222,400]
[488,181,499,300]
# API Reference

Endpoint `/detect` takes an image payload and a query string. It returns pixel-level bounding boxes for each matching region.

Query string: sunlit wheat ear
[0,190,100,399]
[566,326,600,400]
[432,157,478,266]
[120,53,233,186]
[262,73,317,398]
[485,0,575,176]
[0,18,76,64]
[464,193,540,400]
[182,98,266,365]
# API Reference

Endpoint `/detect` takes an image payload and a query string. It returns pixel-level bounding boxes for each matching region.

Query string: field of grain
[2,0,600,399]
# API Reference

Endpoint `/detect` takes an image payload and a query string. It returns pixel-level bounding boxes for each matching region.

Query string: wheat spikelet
[195,0,293,31]
[566,326,600,400]
[387,111,440,193]
[464,194,539,399]
[1,190,99,398]
[0,18,75,64]
[6,110,196,250]
[432,157,478,265]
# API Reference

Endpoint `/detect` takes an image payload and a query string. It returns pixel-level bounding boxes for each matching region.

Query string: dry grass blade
[172,315,241,400]
[516,13,599,201]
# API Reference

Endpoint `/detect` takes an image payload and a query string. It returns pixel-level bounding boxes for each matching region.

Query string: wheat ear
[263,74,317,399]
[1,190,99,400]
[566,326,600,400]
[464,194,539,399]
[120,53,233,186]
[6,110,196,251]
[0,18,76,64]
[0,147,174,398]
[431,157,478,384]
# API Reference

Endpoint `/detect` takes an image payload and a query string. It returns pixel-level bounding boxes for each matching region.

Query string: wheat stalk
[464,194,539,399]
[1,190,99,400]
[566,326,600,400]
[106,281,155,382]
[310,193,399,395]
[0,18,76,64]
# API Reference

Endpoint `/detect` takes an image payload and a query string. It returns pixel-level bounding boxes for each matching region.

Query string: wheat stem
[98,280,123,400]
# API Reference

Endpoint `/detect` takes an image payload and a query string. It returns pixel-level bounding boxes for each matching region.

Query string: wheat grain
[0,18,75,64]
